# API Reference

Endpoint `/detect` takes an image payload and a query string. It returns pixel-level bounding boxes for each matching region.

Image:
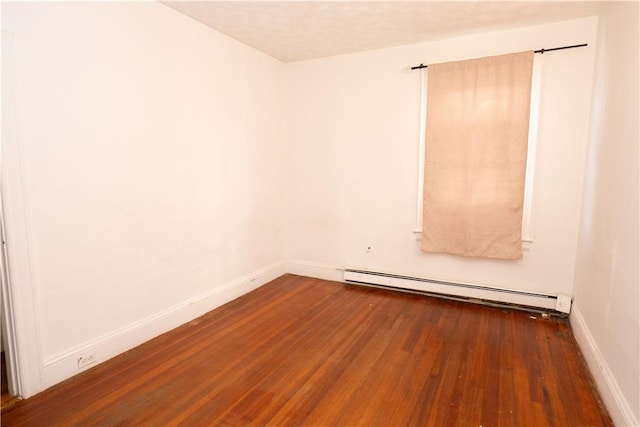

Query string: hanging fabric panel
[422,51,534,259]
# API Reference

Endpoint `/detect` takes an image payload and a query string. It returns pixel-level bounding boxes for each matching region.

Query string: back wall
[286,17,597,298]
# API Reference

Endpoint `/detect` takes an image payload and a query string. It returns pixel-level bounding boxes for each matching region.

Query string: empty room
[1,1,638,426]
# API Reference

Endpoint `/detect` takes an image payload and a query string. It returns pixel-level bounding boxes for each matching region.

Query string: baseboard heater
[343,269,571,314]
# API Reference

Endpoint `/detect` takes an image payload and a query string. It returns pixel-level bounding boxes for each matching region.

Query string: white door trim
[1,29,44,398]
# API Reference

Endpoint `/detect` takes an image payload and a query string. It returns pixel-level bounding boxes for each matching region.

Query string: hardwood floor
[1,274,611,426]
[1,351,21,410]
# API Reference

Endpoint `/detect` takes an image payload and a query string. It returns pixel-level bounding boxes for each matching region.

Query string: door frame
[1,29,44,399]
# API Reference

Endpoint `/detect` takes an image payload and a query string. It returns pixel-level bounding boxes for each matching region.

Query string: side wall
[2,2,286,390]
[286,18,597,297]
[571,2,640,425]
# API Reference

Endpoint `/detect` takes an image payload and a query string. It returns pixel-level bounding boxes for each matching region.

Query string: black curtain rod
[410,43,587,70]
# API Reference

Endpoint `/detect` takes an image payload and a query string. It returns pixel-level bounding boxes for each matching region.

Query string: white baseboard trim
[570,304,639,426]
[42,261,286,389]
[343,269,559,311]
[286,259,345,282]
[287,261,563,312]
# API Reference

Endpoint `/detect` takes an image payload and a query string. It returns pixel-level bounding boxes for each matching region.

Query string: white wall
[286,18,597,297]
[571,2,639,425]
[2,2,286,389]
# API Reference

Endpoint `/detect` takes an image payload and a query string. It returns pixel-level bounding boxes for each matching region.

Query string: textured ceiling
[161,1,602,63]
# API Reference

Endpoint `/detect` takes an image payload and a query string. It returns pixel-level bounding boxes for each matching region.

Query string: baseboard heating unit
[343,269,571,314]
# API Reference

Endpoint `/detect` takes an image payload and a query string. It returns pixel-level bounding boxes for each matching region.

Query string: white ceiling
[161,1,602,63]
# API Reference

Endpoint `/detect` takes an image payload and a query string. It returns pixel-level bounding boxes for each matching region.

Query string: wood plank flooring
[1,274,611,426]
[1,351,21,410]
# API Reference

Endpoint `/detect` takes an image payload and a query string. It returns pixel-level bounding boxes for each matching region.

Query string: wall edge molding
[570,304,639,426]
[286,259,345,282]
[41,261,286,389]
[1,30,45,398]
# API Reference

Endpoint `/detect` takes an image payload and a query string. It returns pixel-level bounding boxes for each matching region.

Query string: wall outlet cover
[77,354,96,370]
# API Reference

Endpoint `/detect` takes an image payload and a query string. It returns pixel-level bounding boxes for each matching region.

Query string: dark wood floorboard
[1,274,612,426]
[1,351,20,410]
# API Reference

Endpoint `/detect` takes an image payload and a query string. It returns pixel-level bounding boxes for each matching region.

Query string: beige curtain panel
[422,51,534,259]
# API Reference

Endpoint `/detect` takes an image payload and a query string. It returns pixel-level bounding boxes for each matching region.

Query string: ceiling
[161,1,602,63]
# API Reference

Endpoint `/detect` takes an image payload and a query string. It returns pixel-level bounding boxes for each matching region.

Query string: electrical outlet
[77,354,96,370]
